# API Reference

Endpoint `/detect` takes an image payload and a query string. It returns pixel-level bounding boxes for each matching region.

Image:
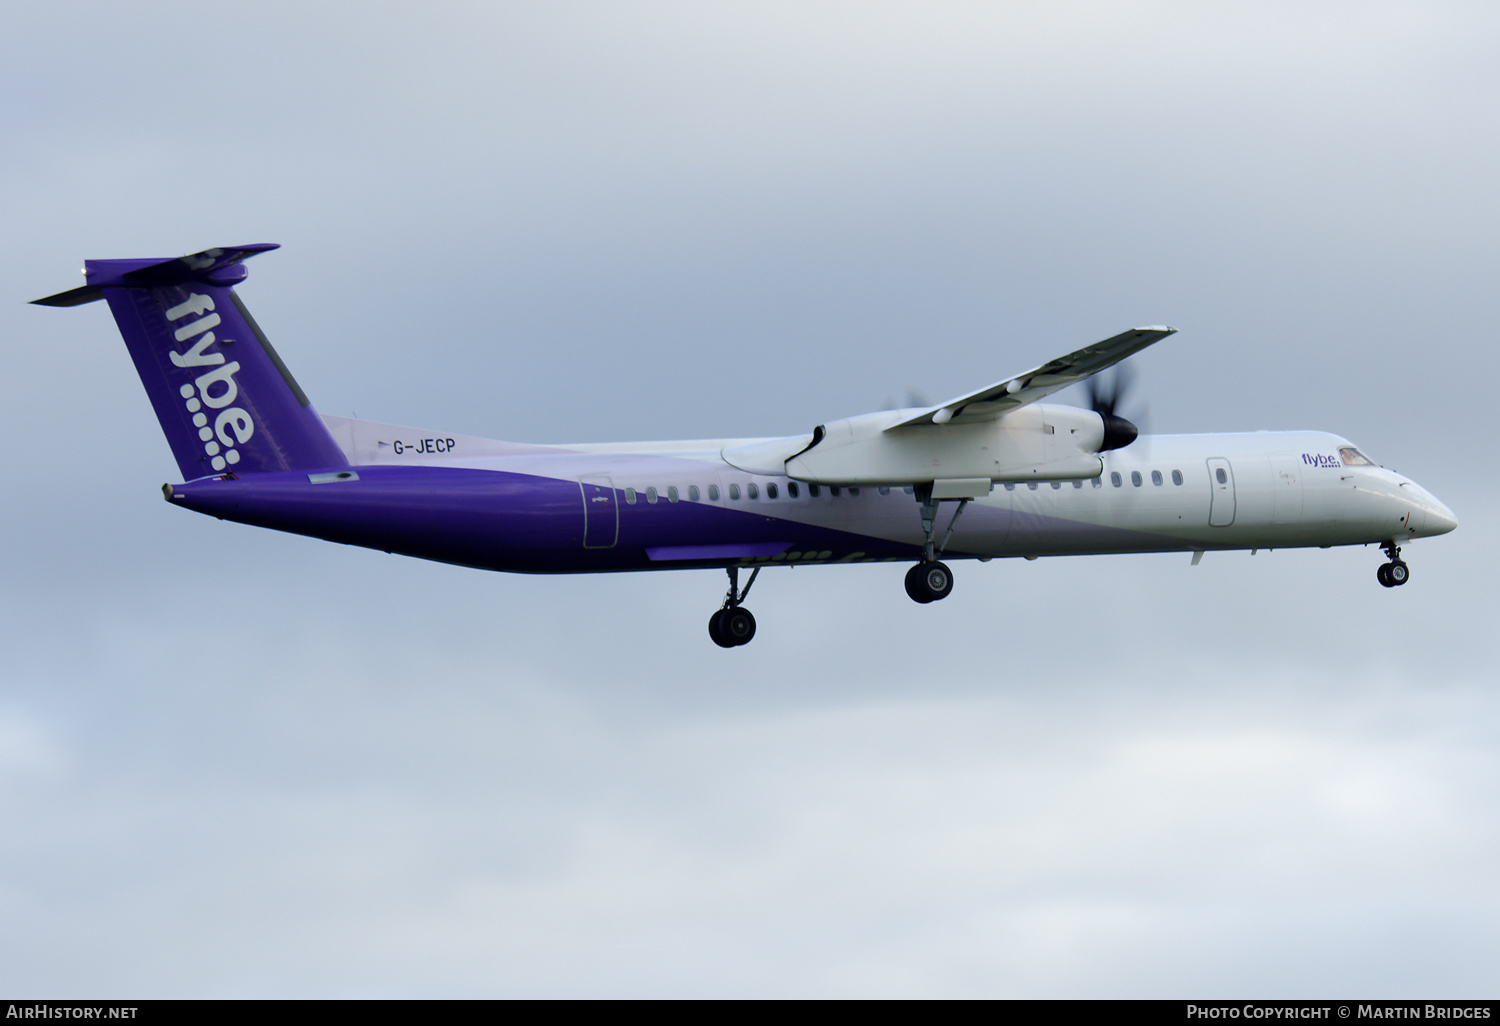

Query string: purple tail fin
[33,245,347,479]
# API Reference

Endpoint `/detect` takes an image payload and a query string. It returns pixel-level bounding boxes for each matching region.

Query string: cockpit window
[1340,447,1374,466]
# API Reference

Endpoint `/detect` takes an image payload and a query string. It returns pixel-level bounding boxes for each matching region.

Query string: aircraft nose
[1426,497,1458,536]
[1403,482,1457,537]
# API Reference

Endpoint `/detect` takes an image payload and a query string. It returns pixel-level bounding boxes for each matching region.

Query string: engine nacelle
[764,403,1107,486]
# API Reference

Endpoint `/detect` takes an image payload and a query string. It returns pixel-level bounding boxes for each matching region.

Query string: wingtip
[1134,324,1177,335]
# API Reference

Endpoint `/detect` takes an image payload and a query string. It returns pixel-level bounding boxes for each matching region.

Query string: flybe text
[165,292,252,473]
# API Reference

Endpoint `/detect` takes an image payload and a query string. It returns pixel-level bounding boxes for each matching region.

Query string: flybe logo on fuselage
[165,293,253,473]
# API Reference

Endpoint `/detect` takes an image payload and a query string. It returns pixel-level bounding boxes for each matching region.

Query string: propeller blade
[1087,364,1141,451]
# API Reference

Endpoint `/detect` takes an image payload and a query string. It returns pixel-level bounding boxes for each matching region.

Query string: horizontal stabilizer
[31,285,105,307]
[31,244,280,307]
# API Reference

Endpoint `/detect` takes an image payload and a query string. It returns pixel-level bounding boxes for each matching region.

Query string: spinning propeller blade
[1085,363,1146,451]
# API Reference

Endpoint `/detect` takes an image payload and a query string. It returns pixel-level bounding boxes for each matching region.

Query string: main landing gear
[709,566,759,647]
[906,484,967,604]
[1377,541,1410,588]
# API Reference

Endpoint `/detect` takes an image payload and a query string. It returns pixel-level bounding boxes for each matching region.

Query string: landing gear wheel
[709,609,735,647]
[904,564,933,603]
[717,606,756,646]
[905,561,953,603]
[1377,561,1411,588]
[710,567,760,647]
[1377,543,1410,588]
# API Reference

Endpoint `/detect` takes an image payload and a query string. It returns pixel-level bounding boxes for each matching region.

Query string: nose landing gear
[1377,541,1410,588]
[709,566,760,647]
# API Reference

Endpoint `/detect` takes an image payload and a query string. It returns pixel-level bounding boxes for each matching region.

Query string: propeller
[1085,363,1146,451]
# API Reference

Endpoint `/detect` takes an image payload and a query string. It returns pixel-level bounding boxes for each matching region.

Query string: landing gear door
[1207,458,1235,527]
[579,475,619,549]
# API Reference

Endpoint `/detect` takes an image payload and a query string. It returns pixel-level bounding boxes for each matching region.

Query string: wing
[884,326,1176,430]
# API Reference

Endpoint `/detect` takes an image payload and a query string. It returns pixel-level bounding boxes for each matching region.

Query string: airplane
[33,243,1458,647]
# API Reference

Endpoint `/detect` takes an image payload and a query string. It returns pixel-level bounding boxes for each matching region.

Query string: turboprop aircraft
[33,244,1457,647]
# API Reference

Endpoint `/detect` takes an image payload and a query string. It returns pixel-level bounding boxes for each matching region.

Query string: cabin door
[579,475,619,549]
[1207,458,1236,527]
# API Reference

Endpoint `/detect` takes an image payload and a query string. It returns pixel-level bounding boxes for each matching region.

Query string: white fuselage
[323,416,1456,563]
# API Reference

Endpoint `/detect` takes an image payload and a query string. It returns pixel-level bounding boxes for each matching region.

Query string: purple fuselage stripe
[647,543,792,561]
[171,466,911,573]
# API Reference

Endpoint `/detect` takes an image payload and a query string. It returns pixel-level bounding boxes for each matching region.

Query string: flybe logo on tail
[166,293,254,473]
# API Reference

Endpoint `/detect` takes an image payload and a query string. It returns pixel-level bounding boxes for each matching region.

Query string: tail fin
[33,244,347,478]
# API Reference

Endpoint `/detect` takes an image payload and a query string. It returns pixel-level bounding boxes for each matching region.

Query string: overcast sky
[2,1,1496,997]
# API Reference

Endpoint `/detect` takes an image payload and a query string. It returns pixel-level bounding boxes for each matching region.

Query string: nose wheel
[709,566,759,647]
[1377,542,1410,588]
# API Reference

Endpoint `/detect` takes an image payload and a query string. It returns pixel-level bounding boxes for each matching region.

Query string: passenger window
[1091,478,1102,488]
[830,486,841,496]
[1027,482,1038,490]
[1171,470,1182,486]
[1004,482,1016,491]
[1215,468,1228,485]
[849,487,860,496]
[788,482,799,498]
[667,486,679,503]
[646,486,658,504]
[1131,472,1142,487]
[1073,480,1084,489]
[810,483,821,497]
[747,483,759,499]
[1111,473,1122,487]
[729,484,740,500]
[708,484,720,501]
[903,486,914,494]
[1151,470,1163,486]
[1050,481,1062,489]
[624,488,637,505]
[689,485,700,501]
[878,486,890,495]
[767,483,778,499]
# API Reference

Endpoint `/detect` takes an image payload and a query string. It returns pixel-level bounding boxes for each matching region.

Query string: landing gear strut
[905,484,966,604]
[1377,541,1410,588]
[709,566,759,647]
